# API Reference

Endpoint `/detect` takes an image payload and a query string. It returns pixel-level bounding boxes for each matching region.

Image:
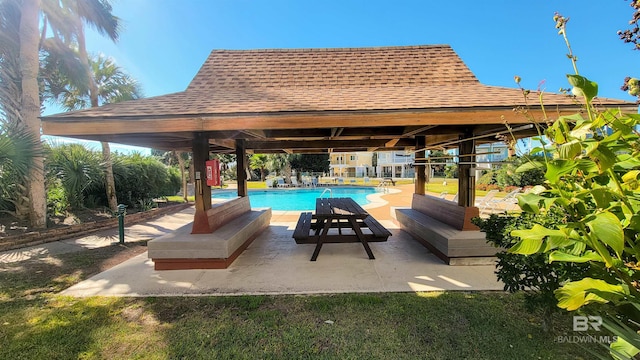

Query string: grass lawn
[0,242,605,359]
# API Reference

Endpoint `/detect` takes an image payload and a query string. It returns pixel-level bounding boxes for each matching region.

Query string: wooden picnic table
[292,197,391,261]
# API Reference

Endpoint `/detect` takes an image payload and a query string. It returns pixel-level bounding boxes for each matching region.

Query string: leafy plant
[474,211,587,330]
[494,156,546,188]
[46,143,103,210]
[509,13,640,358]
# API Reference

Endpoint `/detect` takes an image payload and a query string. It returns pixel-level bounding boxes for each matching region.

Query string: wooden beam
[415,136,426,195]
[402,125,438,137]
[191,132,212,234]
[458,129,475,207]
[236,139,247,197]
[209,138,235,149]
[245,138,414,150]
[242,129,267,139]
[43,106,601,137]
[385,138,400,148]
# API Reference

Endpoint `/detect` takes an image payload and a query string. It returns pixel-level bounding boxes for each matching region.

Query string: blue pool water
[212,187,379,211]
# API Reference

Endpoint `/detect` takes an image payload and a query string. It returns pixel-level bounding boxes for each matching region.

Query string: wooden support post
[458,129,475,207]
[415,136,426,195]
[191,132,212,234]
[236,139,248,197]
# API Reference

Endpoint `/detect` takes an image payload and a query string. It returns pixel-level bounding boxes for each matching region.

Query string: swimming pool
[211,187,380,211]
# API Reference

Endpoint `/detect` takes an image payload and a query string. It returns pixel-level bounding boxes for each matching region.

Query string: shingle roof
[45,44,633,120]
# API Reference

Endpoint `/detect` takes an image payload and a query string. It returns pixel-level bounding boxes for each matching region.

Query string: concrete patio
[60,210,502,297]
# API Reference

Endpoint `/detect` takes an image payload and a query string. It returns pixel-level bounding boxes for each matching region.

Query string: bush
[444,164,458,178]
[494,156,545,188]
[473,211,588,329]
[476,170,496,186]
[46,144,103,210]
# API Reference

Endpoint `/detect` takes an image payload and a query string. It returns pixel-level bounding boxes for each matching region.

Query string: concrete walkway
[0,208,196,264]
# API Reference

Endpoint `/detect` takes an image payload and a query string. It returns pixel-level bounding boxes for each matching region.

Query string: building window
[350,155,356,161]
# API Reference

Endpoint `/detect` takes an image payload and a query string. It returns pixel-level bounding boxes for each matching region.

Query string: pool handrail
[319,188,333,198]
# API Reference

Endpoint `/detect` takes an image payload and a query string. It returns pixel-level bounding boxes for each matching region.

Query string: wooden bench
[395,194,498,265]
[148,197,271,270]
[293,213,390,244]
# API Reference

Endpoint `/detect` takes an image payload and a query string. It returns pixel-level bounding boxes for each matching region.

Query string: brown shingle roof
[187,45,479,91]
[45,44,633,120]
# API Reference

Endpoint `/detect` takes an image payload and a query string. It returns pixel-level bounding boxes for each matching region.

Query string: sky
[43,0,640,154]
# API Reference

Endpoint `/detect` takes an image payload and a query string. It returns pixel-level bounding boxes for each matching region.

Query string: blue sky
[45,0,639,153]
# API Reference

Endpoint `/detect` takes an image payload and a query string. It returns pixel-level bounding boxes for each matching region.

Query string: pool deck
[3,184,504,296]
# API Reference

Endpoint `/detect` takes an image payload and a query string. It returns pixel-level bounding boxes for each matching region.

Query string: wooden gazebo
[42,45,636,265]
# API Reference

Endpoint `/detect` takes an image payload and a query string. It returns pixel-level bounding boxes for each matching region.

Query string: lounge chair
[311,177,318,187]
[290,176,300,187]
[277,178,289,188]
[475,190,499,213]
[363,177,370,185]
[337,178,345,185]
[489,187,522,212]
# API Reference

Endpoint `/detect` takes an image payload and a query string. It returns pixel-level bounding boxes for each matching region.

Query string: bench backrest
[206,196,251,232]
[411,194,479,231]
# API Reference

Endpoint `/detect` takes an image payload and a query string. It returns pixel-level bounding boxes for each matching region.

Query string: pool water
[211,187,379,211]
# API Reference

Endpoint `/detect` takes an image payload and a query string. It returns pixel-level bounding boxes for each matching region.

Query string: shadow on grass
[143,293,607,359]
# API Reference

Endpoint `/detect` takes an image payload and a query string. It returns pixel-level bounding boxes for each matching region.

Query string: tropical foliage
[506,14,640,358]
[45,146,180,212]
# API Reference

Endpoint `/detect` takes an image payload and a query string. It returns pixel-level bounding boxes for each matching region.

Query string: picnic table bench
[292,197,391,261]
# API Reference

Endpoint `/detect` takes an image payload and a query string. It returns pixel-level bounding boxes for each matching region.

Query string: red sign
[205,159,220,186]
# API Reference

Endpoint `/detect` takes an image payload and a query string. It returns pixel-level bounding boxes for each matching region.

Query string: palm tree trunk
[76,16,118,211]
[19,0,46,228]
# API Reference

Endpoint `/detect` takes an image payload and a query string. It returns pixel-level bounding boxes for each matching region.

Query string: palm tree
[9,0,121,227]
[54,0,121,212]
[47,53,142,211]
[249,154,268,181]
[18,0,46,228]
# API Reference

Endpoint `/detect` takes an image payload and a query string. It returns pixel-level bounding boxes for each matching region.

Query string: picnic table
[292,197,391,261]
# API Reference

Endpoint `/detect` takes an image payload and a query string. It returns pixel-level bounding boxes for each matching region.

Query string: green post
[117,204,127,244]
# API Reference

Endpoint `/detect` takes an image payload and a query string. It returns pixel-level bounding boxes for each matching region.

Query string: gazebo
[42,45,636,266]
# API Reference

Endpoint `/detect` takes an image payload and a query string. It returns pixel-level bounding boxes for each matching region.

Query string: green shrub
[474,211,588,329]
[444,164,458,178]
[46,181,68,216]
[494,156,545,188]
[46,144,103,210]
[476,170,496,186]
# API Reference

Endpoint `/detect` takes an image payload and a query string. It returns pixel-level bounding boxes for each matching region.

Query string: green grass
[165,195,195,203]
[0,243,606,359]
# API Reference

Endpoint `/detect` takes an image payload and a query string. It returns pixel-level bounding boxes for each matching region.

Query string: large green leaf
[586,211,624,257]
[510,224,567,255]
[622,170,640,184]
[567,74,599,101]
[548,250,603,263]
[515,160,545,174]
[517,192,546,214]
[558,139,582,159]
[589,143,618,173]
[545,159,577,182]
[589,187,614,209]
[555,278,627,311]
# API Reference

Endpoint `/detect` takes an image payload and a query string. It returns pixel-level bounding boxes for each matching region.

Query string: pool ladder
[319,188,333,198]
[377,180,389,193]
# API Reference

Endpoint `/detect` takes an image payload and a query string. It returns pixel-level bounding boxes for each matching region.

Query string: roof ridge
[209,44,451,53]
